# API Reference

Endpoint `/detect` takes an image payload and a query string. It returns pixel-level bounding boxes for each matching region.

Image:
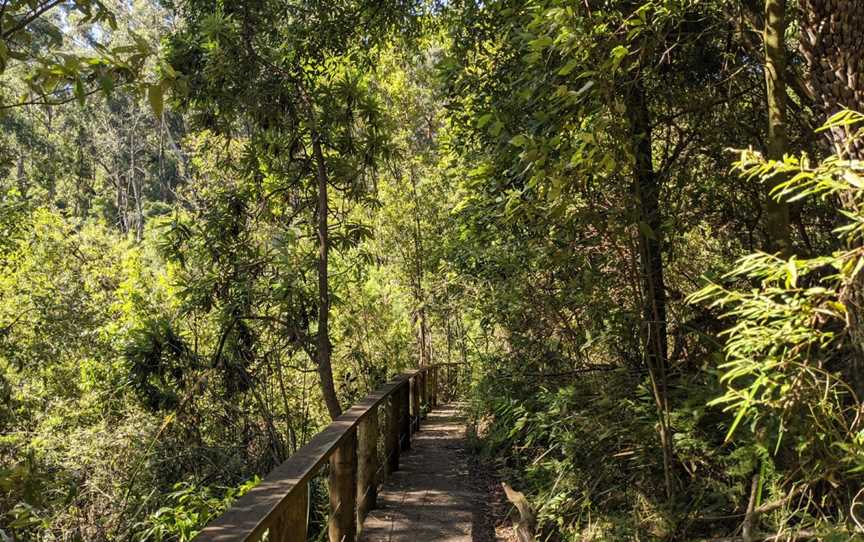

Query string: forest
[2,0,864,540]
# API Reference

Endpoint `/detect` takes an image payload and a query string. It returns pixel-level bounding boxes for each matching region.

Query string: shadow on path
[358,404,496,542]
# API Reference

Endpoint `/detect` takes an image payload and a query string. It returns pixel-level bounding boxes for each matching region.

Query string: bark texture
[763,0,791,254]
[313,133,343,419]
[625,77,673,500]
[799,0,864,157]
[800,0,864,397]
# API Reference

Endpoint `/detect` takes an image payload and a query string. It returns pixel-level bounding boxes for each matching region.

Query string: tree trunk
[312,133,343,420]
[800,0,864,398]
[117,169,129,234]
[410,170,429,367]
[625,79,669,374]
[15,153,27,198]
[763,0,791,254]
[128,129,143,241]
[799,0,864,158]
[624,76,674,501]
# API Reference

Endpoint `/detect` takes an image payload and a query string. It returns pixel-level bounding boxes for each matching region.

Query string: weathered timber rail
[194,362,464,542]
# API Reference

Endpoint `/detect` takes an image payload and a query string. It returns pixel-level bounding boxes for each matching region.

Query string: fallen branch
[502,482,536,542]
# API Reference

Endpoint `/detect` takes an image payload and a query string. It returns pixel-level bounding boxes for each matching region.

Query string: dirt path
[358,404,498,542]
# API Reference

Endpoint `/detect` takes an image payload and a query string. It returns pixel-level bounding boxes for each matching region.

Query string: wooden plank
[400,382,411,451]
[269,483,308,542]
[329,428,357,542]
[385,394,400,474]
[194,373,414,542]
[419,370,427,415]
[357,407,378,524]
[414,376,421,428]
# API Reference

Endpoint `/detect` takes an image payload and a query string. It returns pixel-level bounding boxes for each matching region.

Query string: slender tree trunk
[409,170,429,367]
[626,79,669,373]
[117,168,129,234]
[763,0,791,254]
[312,133,342,419]
[15,153,27,198]
[456,313,469,366]
[446,316,452,364]
[625,76,674,501]
[128,129,144,241]
[295,80,343,420]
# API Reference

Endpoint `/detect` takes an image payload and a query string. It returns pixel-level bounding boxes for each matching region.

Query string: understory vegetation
[3,0,864,541]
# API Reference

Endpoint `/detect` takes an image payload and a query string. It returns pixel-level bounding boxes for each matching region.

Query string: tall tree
[165,0,417,419]
[763,0,791,253]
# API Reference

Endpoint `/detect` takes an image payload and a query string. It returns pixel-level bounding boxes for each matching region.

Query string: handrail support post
[329,429,357,542]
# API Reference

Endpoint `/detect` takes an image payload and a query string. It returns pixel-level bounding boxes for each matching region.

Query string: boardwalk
[193,368,488,542]
[359,405,485,542]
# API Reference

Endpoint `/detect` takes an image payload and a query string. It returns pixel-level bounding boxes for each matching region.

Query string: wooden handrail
[194,363,464,542]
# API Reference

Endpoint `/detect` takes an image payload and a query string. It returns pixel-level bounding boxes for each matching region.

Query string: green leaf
[529,36,553,50]
[558,59,579,76]
[148,82,164,119]
[637,221,656,240]
[509,134,529,147]
[785,258,798,288]
[98,72,114,95]
[0,39,8,72]
[610,45,629,71]
[523,52,541,65]
[725,401,750,442]
[74,77,86,105]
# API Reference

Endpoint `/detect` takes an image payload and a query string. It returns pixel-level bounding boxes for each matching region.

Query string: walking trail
[358,404,493,542]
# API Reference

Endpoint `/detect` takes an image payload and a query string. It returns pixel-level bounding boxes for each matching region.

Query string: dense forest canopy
[2,0,864,540]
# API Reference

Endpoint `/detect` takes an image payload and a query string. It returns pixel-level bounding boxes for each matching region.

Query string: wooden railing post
[400,381,411,451]
[194,372,428,542]
[385,393,400,474]
[431,366,438,408]
[409,376,415,433]
[329,429,357,542]
[411,376,420,433]
[357,406,378,524]
[270,484,308,542]
[419,370,427,415]
[421,370,427,414]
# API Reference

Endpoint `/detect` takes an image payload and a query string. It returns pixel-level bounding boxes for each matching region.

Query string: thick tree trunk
[312,133,343,420]
[800,0,864,398]
[800,0,864,158]
[763,0,791,254]
[625,77,674,500]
